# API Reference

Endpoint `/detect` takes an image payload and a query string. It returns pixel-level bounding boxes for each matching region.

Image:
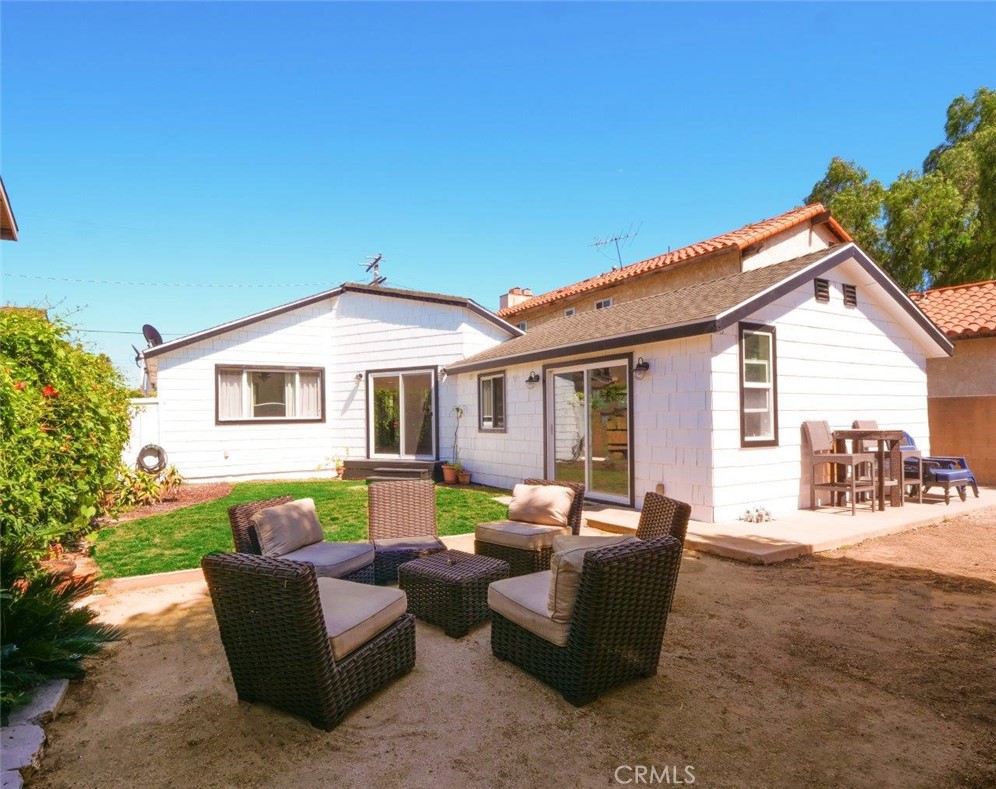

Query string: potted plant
[441,461,459,484]
[442,406,466,484]
[456,464,472,485]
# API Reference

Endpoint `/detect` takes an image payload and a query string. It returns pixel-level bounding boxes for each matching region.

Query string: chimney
[499,286,533,311]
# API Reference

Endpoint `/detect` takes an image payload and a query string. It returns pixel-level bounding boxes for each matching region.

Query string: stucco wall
[153,293,509,480]
[507,249,741,329]
[926,336,996,397]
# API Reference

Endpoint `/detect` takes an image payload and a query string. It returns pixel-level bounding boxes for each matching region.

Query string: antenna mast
[591,223,641,270]
[361,253,386,286]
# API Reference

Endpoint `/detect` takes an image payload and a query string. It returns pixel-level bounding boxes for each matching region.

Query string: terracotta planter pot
[457,471,472,485]
[441,465,458,484]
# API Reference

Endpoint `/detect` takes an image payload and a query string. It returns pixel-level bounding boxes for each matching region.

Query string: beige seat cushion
[508,483,575,527]
[475,520,570,551]
[250,498,324,557]
[551,533,636,553]
[548,535,638,622]
[317,578,407,661]
[282,541,374,579]
[488,572,570,647]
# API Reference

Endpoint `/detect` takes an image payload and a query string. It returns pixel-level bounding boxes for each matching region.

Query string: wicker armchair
[201,552,415,730]
[490,535,683,706]
[368,479,445,584]
[227,496,375,584]
[475,479,585,577]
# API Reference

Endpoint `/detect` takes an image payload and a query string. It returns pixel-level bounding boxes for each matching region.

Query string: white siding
[710,257,931,521]
[154,293,509,480]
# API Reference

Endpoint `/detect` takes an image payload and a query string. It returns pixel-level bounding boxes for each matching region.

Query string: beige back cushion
[508,483,575,527]
[548,536,638,622]
[250,498,325,557]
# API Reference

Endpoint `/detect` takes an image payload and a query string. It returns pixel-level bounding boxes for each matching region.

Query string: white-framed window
[216,366,323,422]
[517,321,528,331]
[479,371,506,431]
[739,324,777,447]
[564,307,576,317]
[595,297,613,310]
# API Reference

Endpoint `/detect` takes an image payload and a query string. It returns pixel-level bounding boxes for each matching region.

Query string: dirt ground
[103,482,233,524]
[32,508,995,788]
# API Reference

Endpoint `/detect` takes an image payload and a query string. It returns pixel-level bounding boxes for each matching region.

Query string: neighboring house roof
[448,244,952,373]
[1,177,18,241]
[143,282,522,359]
[909,280,996,340]
[496,203,851,318]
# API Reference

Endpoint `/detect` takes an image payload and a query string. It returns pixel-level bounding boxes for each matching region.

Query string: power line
[2,272,333,288]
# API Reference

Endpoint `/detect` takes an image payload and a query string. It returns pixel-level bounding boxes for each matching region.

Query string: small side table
[398,550,510,638]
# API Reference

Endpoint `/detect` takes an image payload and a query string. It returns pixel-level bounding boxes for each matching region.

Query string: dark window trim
[477,370,507,433]
[363,366,439,460]
[738,323,778,448]
[540,351,635,508]
[214,364,326,426]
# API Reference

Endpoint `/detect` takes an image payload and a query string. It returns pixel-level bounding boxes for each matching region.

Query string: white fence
[123,398,160,468]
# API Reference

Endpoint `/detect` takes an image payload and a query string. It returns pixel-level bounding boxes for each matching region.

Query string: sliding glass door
[369,370,435,458]
[548,360,630,503]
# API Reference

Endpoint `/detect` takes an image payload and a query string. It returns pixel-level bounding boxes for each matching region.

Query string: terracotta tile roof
[449,248,842,373]
[910,280,996,339]
[497,203,850,318]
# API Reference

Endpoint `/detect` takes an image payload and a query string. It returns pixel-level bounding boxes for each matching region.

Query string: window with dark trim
[739,324,778,447]
[216,366,324,423]
[478,372,506,431]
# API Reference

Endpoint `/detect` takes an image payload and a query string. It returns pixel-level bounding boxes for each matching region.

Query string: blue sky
[1,2,992,379]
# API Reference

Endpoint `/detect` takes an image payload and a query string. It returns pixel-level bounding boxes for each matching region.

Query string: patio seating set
[805,420,979,515]
[202,479,691,730]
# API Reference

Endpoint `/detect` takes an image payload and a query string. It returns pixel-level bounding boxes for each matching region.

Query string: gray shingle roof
[447,247,846,372]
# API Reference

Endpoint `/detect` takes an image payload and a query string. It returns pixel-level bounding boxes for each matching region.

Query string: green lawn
[93,480,510,579]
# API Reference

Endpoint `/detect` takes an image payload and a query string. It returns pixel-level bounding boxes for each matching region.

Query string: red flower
[42,385,59,398]
[14,381,26,391]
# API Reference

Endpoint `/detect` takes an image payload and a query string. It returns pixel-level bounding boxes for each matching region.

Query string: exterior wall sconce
[354,372,364,383]
[525,371,540,388]
[633,357,650,380]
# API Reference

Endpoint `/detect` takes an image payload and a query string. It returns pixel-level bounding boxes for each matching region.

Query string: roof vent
[814,279,830,303]
[843,284,857,307]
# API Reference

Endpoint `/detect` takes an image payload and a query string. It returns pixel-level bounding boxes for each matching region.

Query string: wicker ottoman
[398,550,510,638]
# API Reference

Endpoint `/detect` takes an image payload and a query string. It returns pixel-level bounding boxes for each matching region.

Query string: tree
[0,309,132,552]
[807,87,996,291]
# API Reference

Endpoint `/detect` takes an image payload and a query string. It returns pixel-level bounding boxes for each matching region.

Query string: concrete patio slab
[585,488,994,564]
[6,680,69,728]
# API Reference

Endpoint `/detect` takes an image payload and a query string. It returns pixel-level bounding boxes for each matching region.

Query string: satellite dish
[132,344,143,368]
[142,324,164,347]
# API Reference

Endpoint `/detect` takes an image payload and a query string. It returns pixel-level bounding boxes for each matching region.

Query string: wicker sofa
[489,535,683,706]
[474,479,585,577]
[227,496,375,584]
[202,552,415,730]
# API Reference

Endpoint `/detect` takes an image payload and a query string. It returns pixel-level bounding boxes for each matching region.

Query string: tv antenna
[361,253,386,286]
[591,223,642,270]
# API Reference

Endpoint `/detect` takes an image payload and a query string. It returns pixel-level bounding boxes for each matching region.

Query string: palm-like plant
[1,537,121,722]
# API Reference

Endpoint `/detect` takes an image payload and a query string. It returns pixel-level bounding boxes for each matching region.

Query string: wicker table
[398,550,509,638]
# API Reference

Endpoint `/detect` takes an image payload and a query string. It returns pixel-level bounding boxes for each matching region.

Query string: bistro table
[832,428,905,510]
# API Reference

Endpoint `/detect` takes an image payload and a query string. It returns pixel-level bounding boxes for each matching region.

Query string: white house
[142,283,519,481]
[140,204,953,522]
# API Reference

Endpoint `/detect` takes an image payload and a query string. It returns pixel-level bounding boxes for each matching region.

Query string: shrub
[103,464,184,514]
[0,310,132,554]
[0,536,121,722]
